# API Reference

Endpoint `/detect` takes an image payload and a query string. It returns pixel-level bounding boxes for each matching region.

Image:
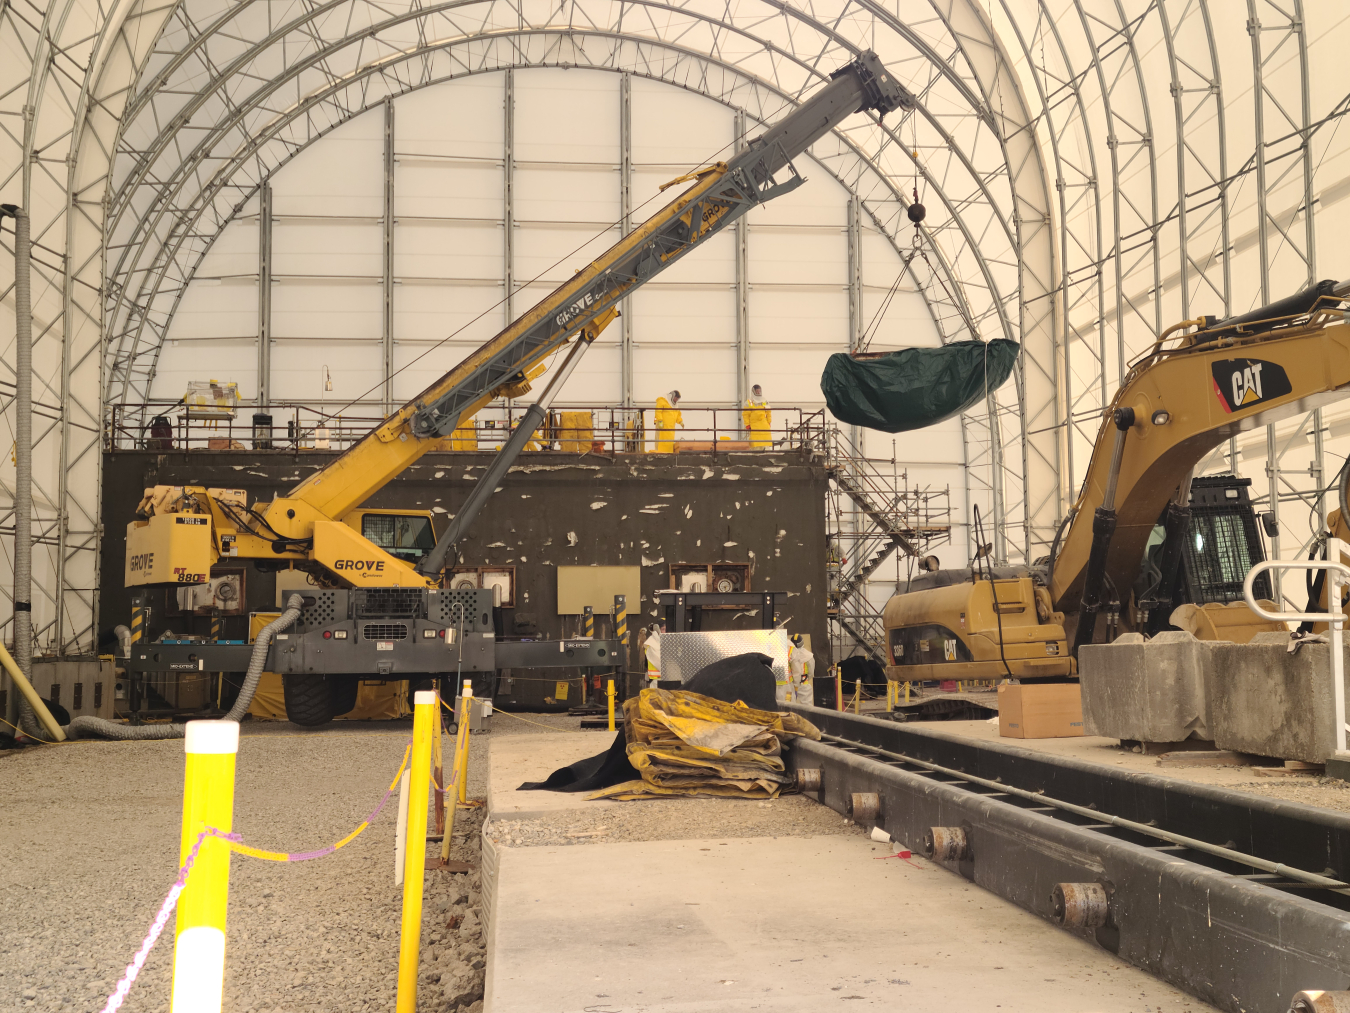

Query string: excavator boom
[1051,287,1350,616]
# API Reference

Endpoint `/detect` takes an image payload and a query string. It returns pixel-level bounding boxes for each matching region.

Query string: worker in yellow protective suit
[742,384,772,448]
[653,390,683,453]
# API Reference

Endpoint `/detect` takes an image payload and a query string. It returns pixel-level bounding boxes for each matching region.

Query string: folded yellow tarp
[588,688,819,801]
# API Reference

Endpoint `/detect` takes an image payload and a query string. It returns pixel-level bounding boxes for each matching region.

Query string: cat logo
[1211,358,1292,414]
[943,639,957,662]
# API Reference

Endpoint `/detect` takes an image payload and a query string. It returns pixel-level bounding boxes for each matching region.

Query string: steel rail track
[786,705,1350,1013]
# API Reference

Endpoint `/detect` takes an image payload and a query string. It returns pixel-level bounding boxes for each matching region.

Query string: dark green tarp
[820,338,1020,433]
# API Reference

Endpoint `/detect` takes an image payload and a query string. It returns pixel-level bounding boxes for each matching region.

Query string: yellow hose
[0,640,67,742]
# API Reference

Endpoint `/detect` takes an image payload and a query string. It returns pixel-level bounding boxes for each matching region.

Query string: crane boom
[126,51,910,592]
[282,50,910,524]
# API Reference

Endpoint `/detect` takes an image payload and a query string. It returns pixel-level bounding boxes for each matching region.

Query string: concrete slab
[488,730,615,819]
[484,834,1213,1013]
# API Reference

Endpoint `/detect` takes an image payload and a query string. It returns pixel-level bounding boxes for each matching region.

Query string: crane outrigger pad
[820,338,1019,433]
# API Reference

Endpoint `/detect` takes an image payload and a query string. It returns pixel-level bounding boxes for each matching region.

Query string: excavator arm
[1051,282,1350,642]
[128,51,911,589]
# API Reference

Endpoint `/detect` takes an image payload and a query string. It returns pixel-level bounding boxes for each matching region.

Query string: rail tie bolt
[795,767,822,792]
[1051,882,1110,929]
[848,792,880,822]
[1289,991,1350,1013]
[922,826,971,862]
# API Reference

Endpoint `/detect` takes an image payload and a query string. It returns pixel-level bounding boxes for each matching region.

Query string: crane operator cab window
[362,513,436,564]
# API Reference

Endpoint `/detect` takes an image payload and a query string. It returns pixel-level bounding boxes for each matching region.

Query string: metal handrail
[104,401,829,455]
[1244,545,1350,756]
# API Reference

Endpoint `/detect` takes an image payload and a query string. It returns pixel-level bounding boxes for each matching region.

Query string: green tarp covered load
[588,689,821,801]
[820,338,1020,433]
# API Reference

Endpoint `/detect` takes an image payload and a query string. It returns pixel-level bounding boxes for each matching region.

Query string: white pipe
[2,206,33,726]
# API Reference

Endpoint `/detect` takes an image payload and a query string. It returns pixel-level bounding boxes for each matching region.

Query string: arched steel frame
[3,0,1343,654]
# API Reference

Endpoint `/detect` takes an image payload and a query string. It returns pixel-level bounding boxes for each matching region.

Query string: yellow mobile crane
[883,280,1350,684]
[125,52,912,724]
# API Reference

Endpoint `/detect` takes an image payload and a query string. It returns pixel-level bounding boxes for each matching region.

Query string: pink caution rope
[100,740,411,1013]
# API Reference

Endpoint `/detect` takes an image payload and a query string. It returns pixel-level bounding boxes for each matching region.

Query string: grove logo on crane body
[1211,358,1292,414]
[334,559,385,573]
[554,290,596,328]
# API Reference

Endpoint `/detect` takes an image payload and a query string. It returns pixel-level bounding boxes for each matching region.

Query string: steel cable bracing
[3,0,1347,657]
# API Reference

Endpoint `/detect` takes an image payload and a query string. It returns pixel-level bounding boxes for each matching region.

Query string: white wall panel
[270,340,382,405]
[165,279,258,340]
[268,114,383,218]
[391,285,502,348]
[394,221,502,281]
[629,287,736,348]
[271,281,381,340]
[272,221,381,278]
[632,344,738,405]
[396,76,503,157]
[513,68,619,163]
[514,167,619,224]
[396,162,503,221]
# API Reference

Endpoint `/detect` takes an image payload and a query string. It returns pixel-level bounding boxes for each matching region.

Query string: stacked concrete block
[1079,631,1215,743]
[1209,632,1350,763]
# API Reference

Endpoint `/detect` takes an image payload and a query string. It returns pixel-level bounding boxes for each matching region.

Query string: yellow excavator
[883,279,1350,684]
[124,52,912,724]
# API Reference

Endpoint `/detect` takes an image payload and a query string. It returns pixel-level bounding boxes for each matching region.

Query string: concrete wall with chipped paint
[99,449,829,704]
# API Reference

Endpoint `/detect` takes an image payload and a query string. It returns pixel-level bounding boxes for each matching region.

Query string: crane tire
[331,677,360,717]
[283,673,336,727]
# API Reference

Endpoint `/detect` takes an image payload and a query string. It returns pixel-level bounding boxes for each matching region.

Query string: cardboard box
[998,683,1084,738]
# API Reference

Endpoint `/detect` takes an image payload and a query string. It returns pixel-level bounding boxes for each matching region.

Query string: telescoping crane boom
[121,53,910,726]
[125,51,911,592]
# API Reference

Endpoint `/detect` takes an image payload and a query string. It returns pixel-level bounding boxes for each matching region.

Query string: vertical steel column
[1295,1,1326,533]
[846,194,863,456]
[1,206,32,705]
[382,97,395,414]
[503,68,515,325]
[1248,5,1279,576]
[620,73,634,407]
[257,182,273,409]
[1266,424,1281,604]
[734,108,750,409]
[1249,0,1319,572]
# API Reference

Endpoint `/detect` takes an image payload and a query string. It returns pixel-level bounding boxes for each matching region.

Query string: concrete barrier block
[1210,632,1348,763]
[1079,631,1213,742]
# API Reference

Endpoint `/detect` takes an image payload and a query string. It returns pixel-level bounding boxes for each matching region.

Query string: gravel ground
[1213,775,1350,813]
[0,720,491,1012]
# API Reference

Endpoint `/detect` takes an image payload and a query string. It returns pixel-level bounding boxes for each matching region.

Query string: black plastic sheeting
[820,338,1019,433]
[517,652,778,794]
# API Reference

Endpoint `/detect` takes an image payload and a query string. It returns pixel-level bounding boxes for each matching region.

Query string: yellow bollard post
[441,700,471,863]
[458,679,472,805]
[886,681,894,713]
[834,667,843,711]
[171,720,239,1013]
[607,678,616,731]
[432,689,445,837]
[905,680,911,704]
[396,690,436,1012]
